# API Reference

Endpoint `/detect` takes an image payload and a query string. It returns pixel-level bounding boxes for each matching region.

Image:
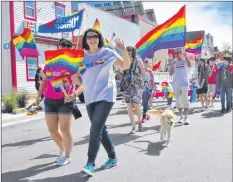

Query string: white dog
[147,109,176,146]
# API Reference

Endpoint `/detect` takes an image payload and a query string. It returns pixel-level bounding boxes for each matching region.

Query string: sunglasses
[175,52,181,55]
[86,35,99,40]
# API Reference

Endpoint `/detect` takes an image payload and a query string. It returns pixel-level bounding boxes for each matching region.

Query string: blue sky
[202,2,232,26]
[71,2,232,48]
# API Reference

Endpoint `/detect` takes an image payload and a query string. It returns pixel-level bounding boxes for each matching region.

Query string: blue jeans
[142,90,152,118]
[86,101,116,165]
[220,87,232,109]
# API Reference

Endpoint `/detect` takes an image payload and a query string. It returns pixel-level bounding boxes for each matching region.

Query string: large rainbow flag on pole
[13,28,39,58]
[185,34,203,54]
[135,5,186,60]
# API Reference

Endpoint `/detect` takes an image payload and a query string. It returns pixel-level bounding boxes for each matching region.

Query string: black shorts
[44,98,75,115]
[197,87,208,94]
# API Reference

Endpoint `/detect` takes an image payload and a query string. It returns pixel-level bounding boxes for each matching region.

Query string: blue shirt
[81,48,122,105]
[171,59,189,87]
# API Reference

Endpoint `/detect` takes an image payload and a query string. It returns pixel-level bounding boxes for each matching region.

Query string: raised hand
[114,38,126,51]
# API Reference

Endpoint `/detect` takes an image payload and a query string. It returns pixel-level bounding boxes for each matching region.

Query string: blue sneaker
[81,163,94,176]
[100,158,118,169]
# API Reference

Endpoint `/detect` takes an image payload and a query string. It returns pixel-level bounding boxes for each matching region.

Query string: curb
[2,115,44,127]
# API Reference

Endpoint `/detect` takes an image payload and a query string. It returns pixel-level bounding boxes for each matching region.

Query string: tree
[221,42,232,54]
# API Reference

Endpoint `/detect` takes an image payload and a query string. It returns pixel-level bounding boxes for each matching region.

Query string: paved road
[2,99,232,182]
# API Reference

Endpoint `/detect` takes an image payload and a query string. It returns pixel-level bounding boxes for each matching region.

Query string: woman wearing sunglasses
[35,38,76,166]
[71,28,130,176]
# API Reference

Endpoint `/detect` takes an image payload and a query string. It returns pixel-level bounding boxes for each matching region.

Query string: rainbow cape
[185,34,203,54]
[136,5,186,60]
[44,49,84,76]
[13,28,39,58]
[93,18,100,31]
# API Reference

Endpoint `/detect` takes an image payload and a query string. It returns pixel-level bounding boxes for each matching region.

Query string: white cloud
[143,2,232,50]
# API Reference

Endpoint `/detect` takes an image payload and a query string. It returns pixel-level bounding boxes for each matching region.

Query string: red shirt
[208,65,218,84]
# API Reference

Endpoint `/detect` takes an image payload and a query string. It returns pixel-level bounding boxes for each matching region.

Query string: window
[55,2,65,18]
[26,57,38,81]
[24,1,37,21]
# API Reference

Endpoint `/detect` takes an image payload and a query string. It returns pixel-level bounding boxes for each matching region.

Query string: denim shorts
[44,98,74,115]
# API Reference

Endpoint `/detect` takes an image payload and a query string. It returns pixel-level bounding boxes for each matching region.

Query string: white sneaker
[56,155,71,166]
[55,150,65,163]
[184,117,190,125]
[178,116,183,123]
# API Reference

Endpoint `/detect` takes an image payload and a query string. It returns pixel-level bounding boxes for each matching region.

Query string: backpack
[119,59,139,92]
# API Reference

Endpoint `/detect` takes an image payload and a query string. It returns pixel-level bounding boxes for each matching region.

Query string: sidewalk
[1,97,44,126]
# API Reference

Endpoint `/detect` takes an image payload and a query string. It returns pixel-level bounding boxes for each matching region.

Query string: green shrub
[17,92,28,108]
[2,93,18,113]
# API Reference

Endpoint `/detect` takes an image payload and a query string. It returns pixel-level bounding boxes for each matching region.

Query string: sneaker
[225,108,231,113]
[141,117,146,123]
[130,127,136,134]
[178,116,183,123]
[55,150,65,163]
[146,115,151,121]
[100,158,118,169]
[138,122,143,131]
[81,163,94,176]
[220,108,225,114]
[183,117,190,125]
[201,107,205,111]
[56,155,71,166]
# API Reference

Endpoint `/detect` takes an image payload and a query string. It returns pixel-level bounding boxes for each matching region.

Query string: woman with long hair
[122,46,145,134]
[35,67,43,100]
[197,59,209,110]
[72,28,130,176]
[35,38,75,166]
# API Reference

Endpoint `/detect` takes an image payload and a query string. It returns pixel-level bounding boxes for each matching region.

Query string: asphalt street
[2,99,232,182]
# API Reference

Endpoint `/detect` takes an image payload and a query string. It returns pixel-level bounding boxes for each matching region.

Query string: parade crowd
[34,28,232,176]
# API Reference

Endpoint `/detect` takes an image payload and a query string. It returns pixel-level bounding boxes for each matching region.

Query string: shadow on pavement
[29,154,58,160]
[74,133,142,147]
[2,137,51,149]
[2,161,60,182]
[201,110,225,118]
[128,140,167,156]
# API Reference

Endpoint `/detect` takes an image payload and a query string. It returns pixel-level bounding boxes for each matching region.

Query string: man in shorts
[169,48,192,125]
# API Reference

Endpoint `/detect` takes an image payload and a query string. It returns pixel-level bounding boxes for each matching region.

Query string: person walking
[169,48,192,125]
[72,28,130,176]
[35,38,76,166]
[218,56,233,113]
[122,46,145,134]
[141,59,154,123]
[197,59,209,110]
[207,57,218,107]
[35,67,43,100]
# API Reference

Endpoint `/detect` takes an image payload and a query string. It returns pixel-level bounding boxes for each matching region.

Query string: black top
[35,73,42,90]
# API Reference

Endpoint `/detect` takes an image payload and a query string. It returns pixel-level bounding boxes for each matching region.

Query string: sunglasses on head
[86,35,99,40]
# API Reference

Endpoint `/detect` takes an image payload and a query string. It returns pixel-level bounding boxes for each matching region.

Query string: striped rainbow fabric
[185,34,203,54]
[136,5,186,60]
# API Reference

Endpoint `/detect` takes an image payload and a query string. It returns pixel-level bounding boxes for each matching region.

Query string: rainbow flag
[51,76,70,93]
[185,34,203,54]
[136,5,186,60]
[105,38,122,56]
[44,49,84,75]
[105,38,111,46]
[93,18,100,31]
[13,28,39,58]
